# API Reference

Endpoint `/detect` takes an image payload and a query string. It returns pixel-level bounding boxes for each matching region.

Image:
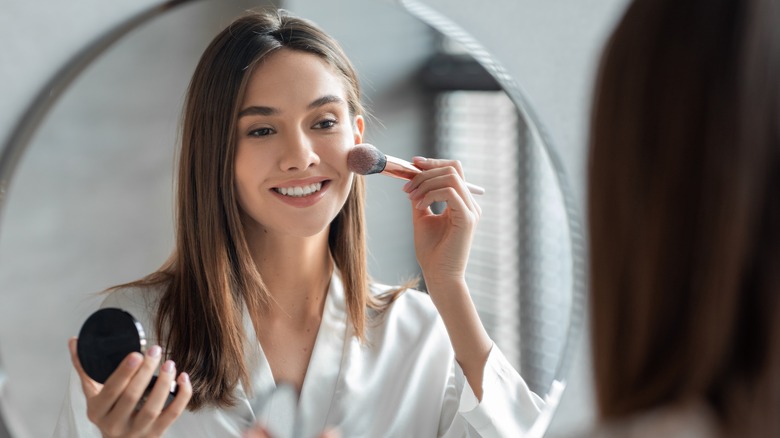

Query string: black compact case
[77,308,147,383]
[77,308,176,404]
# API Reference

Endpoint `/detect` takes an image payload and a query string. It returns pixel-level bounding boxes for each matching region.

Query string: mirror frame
[399,1,586,432]
[0,1,586,436]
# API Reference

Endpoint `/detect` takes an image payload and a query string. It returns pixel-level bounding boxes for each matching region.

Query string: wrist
[423,275,467,295]
[423,277,471,308]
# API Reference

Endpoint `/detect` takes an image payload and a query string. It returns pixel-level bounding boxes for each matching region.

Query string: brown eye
[314,119,337,129]
[248,127,274,137]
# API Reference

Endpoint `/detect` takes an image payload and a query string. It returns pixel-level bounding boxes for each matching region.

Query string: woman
[588,0,780,436]
[56,9,543,438]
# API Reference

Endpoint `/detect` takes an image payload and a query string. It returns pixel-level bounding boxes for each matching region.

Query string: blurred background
[0,0,628,436]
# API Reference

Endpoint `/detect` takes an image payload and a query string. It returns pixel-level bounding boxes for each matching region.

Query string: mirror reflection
[0,1,576,436]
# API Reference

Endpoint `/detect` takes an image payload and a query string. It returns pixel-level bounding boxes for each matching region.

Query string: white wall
[0,0,629,436]
[0,1,161,148]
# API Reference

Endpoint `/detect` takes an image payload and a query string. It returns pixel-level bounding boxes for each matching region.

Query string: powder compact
[76,308,176,405]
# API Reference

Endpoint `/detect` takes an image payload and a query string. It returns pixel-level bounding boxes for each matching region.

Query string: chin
[276,213,336,237]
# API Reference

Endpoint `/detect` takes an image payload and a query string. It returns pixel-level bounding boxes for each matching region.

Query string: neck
[247,226,333,322]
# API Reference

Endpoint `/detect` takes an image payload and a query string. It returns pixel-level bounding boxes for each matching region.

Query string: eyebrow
[238,95,346,118]
[307,95,345,110]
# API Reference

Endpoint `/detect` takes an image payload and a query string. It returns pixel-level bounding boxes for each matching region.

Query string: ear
[353,115,365,144]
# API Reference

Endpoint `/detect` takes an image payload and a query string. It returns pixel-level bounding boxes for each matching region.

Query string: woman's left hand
[404,157,482,288]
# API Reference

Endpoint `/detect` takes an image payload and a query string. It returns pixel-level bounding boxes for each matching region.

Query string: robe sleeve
[53,286,157,438]
[439,343,545,437]
[53,368,102,438]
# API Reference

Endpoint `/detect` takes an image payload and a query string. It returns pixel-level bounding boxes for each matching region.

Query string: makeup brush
[347,143,485,195]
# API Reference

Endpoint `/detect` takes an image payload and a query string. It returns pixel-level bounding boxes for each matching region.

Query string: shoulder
[364,282,454,370]
[369,282,443,330]
[371,282,435,311]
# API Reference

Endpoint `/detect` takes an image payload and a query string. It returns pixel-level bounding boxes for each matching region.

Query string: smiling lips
[270,178,332,209]
[273,182,324,197]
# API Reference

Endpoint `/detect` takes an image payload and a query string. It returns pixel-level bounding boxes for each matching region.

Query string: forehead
[242,49,348,108]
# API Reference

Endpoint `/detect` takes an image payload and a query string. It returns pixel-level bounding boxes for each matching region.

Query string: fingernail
[127,353,143,368]
[413,156,427,162]
[162,360,175,374]
[402,181,411,192]
[408,188,418,199]
[148,345,162,358]
[415,200,424,209]
[181,372,190,384]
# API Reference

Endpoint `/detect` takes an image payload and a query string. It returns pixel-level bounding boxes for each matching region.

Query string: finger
[413,187,477,226]
[103,345,162,425]
[132,359,177,432]
[412,157,465,180]
[409,172,477,214]
[149,372,192,435]
[84,352,145,426]
[68,337,102,398]
[404,166,456,194]
[411,158,487,197]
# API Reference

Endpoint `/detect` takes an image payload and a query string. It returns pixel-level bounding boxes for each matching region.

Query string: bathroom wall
[0,1,629,436]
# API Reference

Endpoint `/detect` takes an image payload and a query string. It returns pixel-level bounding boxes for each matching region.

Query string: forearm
[425,277,492,400]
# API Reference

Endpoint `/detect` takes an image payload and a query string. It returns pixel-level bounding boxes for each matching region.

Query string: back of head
[588,0,780,435]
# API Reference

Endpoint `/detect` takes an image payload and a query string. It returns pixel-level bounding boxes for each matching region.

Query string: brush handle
[382,155,485,196]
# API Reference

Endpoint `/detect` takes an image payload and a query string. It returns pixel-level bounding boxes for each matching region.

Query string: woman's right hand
[68,337,193,438]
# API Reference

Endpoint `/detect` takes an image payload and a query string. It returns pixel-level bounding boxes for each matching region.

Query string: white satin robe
[55,270,544,437]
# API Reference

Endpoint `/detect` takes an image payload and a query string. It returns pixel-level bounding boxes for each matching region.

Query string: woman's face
[234,49,363,240]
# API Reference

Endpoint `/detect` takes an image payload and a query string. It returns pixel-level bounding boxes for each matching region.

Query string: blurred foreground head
[588,0,780,435]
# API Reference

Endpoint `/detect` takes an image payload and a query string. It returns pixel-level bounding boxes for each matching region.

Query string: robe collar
[236,268,350,436]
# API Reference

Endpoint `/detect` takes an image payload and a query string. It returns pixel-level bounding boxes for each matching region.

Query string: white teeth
[274,182,323,197]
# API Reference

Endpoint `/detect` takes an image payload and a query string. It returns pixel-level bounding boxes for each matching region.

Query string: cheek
[235,141,274,175]
[233,169,253,214]
[234,156,254,193]
[234,146,270,198]
[323,135,354,169]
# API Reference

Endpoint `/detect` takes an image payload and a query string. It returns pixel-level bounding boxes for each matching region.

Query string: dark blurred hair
[588,0,780,435]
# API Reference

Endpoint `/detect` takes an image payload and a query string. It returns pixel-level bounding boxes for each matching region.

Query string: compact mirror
[0,0,585,436]
[77,308,147,384]
[76,308,176,407]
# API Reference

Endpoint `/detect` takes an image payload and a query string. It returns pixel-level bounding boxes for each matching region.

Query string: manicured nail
[181,372,190,384]
[126,353,143,368]
[162,360,175,374]
[148,345,162,358]
[413,156,427,162]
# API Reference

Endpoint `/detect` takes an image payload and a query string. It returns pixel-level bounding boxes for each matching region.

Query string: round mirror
[0,0,585,436]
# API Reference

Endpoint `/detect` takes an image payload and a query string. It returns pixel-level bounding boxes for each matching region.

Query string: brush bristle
[347,144,387,175]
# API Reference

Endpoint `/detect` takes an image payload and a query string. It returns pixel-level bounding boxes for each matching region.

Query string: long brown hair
[588,0,780,435]
[120,9,376,410]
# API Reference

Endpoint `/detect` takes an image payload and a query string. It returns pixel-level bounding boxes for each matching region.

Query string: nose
[279,131,320,172]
